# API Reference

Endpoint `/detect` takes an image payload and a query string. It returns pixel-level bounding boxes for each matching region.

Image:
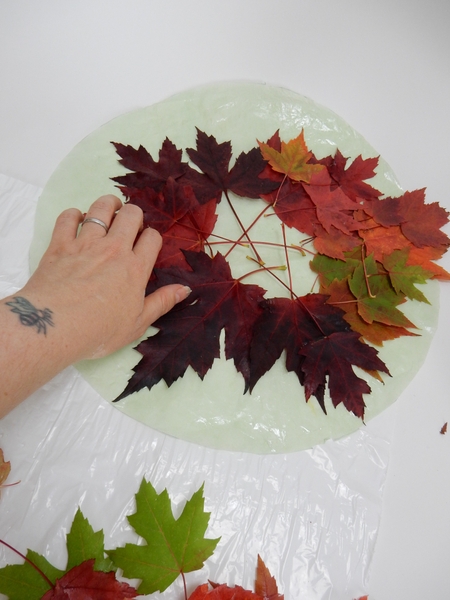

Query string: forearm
[0,293,77,417]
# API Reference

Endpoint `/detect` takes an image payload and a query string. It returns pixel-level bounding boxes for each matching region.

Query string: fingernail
[175,285,192,303]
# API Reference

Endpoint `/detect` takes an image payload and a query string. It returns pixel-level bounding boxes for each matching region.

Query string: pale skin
[0,194,191,418]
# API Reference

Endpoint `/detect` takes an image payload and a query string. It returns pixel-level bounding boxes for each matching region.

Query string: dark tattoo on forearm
[6,297,54,335]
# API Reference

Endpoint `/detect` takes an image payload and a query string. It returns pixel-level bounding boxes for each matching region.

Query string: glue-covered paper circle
[30,82,439,453]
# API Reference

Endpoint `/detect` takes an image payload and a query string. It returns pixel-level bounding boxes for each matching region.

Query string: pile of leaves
[0,474,368,599]
[111,129,449,419]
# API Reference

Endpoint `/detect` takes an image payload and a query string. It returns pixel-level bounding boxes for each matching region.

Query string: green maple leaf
[310,253,360,287]
[0,508,116,599]
[349,265,416,328]
[66,507,115,573]
[108,479,220,595]
[0,550,63,600]
[382,248,434,304]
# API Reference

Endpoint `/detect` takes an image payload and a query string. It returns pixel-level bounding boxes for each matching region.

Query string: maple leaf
[382,248,434,303]
[115,251,266,401]
[40,559,137,600]
[316,149,381,202]
[254,555,284,599]
[112,138,187,194]
[313,224,361,259]
[247,294,388,417]
[188,555,283,600]
[186,129,279,202]
[126,177,198,233]
[258,130,325,183]
[406,245,450,280]
[0,509,131,600]
[360,224,410,262]
[322,278,418,346]
[66,508,115,573]
[188,583,260,599]
[261,177,319,236]
[108,479,220,595]
[306,184,364,235]
[366,189,450,248]
[349,265,416,329]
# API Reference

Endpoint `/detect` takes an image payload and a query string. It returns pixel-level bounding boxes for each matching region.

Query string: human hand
[21,194,190,362]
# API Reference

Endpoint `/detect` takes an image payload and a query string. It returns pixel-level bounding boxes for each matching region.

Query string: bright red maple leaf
[316,149,381,202]
[115,251,266,401]
[41,559,137,599]
[261,177,319,236]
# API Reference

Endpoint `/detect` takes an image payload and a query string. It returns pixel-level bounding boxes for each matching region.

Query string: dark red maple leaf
[41,559,137,599]
[185,128,279,202]
[128,177,198,233]
[247,294,388,417]
[115,251,266,401]
[112,138,187,194]
[188,582,260,599]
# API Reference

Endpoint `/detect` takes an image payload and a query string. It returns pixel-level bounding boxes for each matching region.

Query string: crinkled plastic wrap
[1,172,397,599]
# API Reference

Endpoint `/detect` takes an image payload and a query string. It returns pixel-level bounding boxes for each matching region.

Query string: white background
[1,1,449,598]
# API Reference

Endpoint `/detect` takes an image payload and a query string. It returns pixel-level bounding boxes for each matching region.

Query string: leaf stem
[361,245,376,298]
[0,539,55,589]
[223,194,271,261]
[182,571,188,600]
[281,223,294,298]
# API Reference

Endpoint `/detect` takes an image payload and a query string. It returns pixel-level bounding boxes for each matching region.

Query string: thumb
[143,284,192,325]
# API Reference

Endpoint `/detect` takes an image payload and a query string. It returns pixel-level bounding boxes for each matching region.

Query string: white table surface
[1,1,449,598]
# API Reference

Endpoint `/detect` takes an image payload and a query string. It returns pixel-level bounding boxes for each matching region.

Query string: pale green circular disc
[30,82,439,453]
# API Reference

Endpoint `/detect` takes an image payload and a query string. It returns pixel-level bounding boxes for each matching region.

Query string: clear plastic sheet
[0,174,396,599]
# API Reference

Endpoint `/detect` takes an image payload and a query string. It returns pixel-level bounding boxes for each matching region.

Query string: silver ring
[81,217,109,233]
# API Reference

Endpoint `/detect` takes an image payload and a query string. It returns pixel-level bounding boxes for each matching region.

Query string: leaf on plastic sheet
[0,549,64,600]
[247,294,388,417]
[299,330,389,418]
[406,245,450,280]
[255,555,284,599]
[0,510,129,600]
[112,138,187,194]
[323,278,418,346]
[108,480,220,595]
[316,149,381,202]
[189,583,260,599]
[382,248,434,303]
[115,251,266,401]
[258,130,325,183]
[0,448,11,487]
[41,559,137,600]
[366,189,450,248]
[66,508,115,573]
[186,129,279,201]
[188,556,283,599]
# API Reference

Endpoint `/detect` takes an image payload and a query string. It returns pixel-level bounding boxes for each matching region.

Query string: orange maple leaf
[258,130,325,183]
